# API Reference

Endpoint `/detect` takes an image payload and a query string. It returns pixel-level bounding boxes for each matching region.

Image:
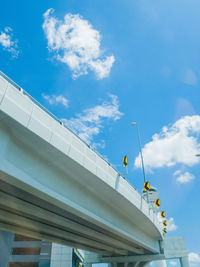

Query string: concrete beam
[0,208,128,256]
[161,237,188,259]
[86,254,165,264]
[0,189,144,255]
[0,221,112,256]
[85,237,189,265]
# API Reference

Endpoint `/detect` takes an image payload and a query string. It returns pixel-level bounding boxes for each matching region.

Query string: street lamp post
[131,122,146,183]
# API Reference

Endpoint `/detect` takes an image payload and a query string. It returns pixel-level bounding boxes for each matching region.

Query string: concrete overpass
[0,71,190,266]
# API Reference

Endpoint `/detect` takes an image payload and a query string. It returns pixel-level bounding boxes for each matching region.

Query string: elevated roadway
[0,71,189,267]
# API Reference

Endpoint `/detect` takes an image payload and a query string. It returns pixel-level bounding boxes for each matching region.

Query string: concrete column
[180,256,190,267]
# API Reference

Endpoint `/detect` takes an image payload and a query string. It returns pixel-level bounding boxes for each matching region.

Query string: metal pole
[135,124,146,183]
[132,122,149,204]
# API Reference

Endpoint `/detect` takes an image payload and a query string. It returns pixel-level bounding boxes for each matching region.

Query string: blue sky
[0,0,200,266]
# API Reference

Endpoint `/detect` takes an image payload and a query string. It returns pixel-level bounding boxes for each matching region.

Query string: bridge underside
[0,177,147,257]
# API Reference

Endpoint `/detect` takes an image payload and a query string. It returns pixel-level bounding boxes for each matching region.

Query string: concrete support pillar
[180,256,190,267]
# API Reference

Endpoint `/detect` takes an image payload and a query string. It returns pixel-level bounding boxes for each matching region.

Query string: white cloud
[184,69,198,86]
[173,170,181,176]
[0,27,19,57]
[189,253,200,266]
[89,56,115,80]
[174,170,195,184]
[135,115,200,170]
[42,9,115,79]
[167,217,177,232]
[62,94,123,146]
[169,261,177,266]
[42,94,69,108]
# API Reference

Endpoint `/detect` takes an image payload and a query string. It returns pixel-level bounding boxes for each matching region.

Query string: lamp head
[131,122,137,125]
